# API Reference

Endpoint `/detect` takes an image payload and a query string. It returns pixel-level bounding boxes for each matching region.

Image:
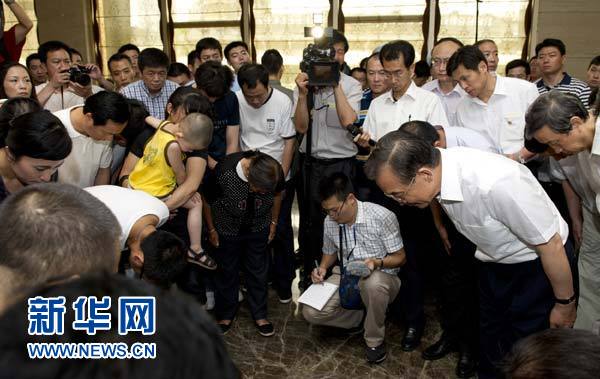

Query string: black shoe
[256,321,275,337]
[277,288,293,304]
[366,343,387,364]
[401,326,423,352]
[422,334,457,360]
[455,348,477,378]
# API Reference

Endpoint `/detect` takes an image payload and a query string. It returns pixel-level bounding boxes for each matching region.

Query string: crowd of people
[0,0,599,377]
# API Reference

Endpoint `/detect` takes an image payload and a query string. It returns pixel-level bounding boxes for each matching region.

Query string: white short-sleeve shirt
[236,88,296,168]
[455,75,539,154]
[85,185,170,250]
[438,147,569,264]
[36,83,103,112]
[293,73,363,159]
[444,126,499,153]
[422,79,466,127]
[574,117,600,213]
[55,106,113,188]
[363,81,449,141]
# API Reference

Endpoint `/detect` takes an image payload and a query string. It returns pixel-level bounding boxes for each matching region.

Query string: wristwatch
[555,294,576,305]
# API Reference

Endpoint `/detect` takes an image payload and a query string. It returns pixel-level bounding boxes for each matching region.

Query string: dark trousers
[270,179,296,294]
[438,219,479,349]
[213,228,270,321]
[478,243,576,379]
[297,155,355,285]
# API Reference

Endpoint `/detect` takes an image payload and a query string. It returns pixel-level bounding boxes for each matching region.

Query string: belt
[301,154,355,165]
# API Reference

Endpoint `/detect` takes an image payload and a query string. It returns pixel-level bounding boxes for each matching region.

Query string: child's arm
[166,142,187,185]
[145,116,163,129]
[164,157,206,211]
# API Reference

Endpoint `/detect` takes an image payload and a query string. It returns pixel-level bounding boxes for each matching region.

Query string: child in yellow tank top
[129,113,216,269]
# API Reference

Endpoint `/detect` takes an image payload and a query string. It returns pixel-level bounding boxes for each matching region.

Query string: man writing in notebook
[302,173,406,364]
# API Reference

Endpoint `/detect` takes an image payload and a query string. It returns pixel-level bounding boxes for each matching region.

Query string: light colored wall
[35,0,95,63]
[533,0,600,81]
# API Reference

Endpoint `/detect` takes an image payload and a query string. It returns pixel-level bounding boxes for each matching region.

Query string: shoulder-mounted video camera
[300,27,340,87]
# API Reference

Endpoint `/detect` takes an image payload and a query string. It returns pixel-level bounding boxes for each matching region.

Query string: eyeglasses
[383,69,405,79]
[384,176,417,203]
[322,197,347,217]
[431,57,451,67]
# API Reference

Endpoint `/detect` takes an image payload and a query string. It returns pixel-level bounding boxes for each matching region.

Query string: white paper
[298,282,339,311]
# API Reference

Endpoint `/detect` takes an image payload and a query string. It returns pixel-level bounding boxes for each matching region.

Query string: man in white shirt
[55,91,129,187]
[293,35,363,289]
[237,63,296,302]
[475,39,499,74]
[85,185,187,289]
[422,37,467,126]
[365,131,577,379]
[525,91,600,333]
[448,45,539,161]
[361,40,449,142]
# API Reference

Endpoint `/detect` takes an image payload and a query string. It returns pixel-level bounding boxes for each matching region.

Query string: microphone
[346,124,376,147]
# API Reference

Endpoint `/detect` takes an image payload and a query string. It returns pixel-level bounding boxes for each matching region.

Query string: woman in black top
[0,111,72,203]
[205,150,284,337]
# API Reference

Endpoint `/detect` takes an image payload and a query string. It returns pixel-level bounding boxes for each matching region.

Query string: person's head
[505,59,531,80]
[0,184,121,311]
[187,50,202,75]
[108,53,135,90]
[0,97,42,145]
[195,37,223,64]
[400,120,446,148]
[350,67,367,90]
[331,29,349,67]
[37,40,71,78]
[25,53,47,85]
[68,47,84,66]
[167,62,192,86]
[587,55,600,89]
[3,111,71,184]
[0,62,35,100]
[224,41,250,73]
[524,91,592,155]
[502,329,600,379]
[431,37,464,83]
[117,43,141,73]
[380,40,416,96]
[81,91,130,141]
[117,99,150,148]
[366,53,390,96]
[475,39,499,72]
[138,48,170,94]
[176,112,214,152]
[413,60,430,86]
[238,64,271,109]
[318,172,357,224]
[535,38,566,77]
[359,56,370,70]
[0,274,239,378]
[165,86,215,122]
[529,56,540,81]
[447,45,491,98]
[261,49,284,79]
[244,150,284,194]
[135,230,187,290]
[195,61,234,101]
[364,130,441,208]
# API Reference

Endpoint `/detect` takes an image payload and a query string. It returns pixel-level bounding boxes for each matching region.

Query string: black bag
[338,225,364,310]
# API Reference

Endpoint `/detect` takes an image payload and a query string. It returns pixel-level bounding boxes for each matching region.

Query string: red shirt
[0,25,26,64]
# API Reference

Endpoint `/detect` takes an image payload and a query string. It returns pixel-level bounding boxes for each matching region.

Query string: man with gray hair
[525,90,600,332]
[364,131,576,379]
[0,183,121,314]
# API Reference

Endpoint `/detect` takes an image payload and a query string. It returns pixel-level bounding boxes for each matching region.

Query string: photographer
[35,40,103,112]
[293,29,363,289]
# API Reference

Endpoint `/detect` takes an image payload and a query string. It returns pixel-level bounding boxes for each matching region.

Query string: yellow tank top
[129,121,180,198]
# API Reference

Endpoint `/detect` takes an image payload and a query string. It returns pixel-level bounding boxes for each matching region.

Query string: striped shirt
[120,80,179,118]
[323,201,404,275]
[535,72,591,107]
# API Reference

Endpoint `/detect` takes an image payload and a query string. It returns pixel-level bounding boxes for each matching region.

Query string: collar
[437,148,464,202]
[537,72,572,89]
[470,74,506,105]
[236,161,248,182]
[384,81,418,103]
[355,200,365,225]
[430,79,463,96]
[591,117,600,156]
[268,79,281,86]
[141,81,164,98]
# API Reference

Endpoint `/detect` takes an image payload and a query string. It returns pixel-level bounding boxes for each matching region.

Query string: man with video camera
[293,29,363,290]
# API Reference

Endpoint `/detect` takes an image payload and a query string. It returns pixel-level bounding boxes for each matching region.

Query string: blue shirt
[354,89,373,127]
[120,80,179,119]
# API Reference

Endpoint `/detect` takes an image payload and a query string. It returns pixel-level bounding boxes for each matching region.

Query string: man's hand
[295,72,309,96]
[364,258,378,271]
[268,222,277,243]
[549,302,576,328]
[436,224,452,255]
[68,82,93,98]
[353,130,373,149]
[84,64,104,81]
[311,266,326,284]
[572,219,583,251]
[208,228,219,247]
[49,69,70,89]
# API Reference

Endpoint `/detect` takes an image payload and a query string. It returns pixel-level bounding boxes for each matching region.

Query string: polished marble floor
[222,281,460,379]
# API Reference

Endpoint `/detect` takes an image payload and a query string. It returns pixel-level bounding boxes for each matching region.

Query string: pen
[314,260,323,284]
